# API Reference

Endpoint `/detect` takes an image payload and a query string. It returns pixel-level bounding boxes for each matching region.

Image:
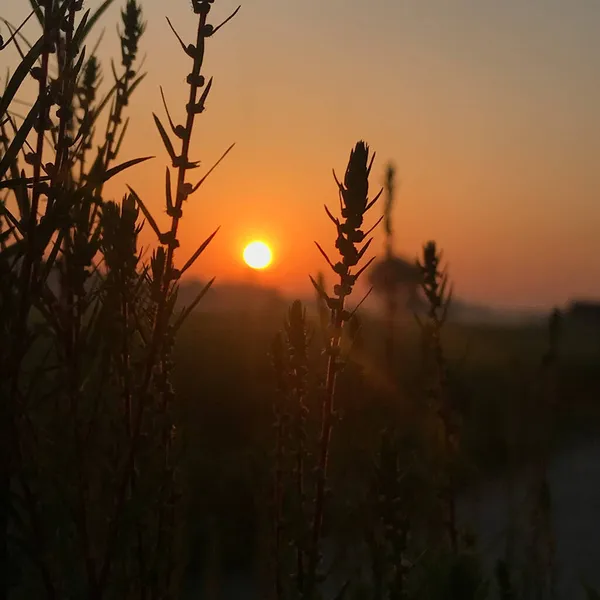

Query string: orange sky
[4,0,600,309]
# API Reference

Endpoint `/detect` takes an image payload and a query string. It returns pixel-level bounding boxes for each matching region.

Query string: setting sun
[243,241,273,270]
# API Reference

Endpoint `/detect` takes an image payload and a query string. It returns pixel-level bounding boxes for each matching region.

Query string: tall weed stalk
[416,241,458,551]
[308,141,383,596]
[0,0,238,597]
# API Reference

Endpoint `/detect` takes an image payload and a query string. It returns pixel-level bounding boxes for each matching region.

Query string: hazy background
[3,0,600,310]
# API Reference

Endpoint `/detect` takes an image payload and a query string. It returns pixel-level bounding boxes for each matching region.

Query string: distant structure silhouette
[368,163,423,314]
[369,254,422,312]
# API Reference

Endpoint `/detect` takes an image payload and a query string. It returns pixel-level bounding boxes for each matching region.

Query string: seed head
[340,141,372,228]
[120,0,146,72]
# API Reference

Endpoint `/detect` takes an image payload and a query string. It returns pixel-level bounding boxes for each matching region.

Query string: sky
[3,0,600,309]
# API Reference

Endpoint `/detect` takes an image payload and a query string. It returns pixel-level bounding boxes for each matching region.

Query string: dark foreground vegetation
[1,1,600,599]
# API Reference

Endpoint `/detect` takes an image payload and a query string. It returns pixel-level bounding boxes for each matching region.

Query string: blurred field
[172,295,600,594]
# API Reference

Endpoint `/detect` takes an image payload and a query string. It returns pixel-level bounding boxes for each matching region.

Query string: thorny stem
[164,14,208,293]
[97,6,214,594]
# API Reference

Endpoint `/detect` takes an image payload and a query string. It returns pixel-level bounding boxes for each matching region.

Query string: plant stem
[97,9,211,595]
[308,292,346,595]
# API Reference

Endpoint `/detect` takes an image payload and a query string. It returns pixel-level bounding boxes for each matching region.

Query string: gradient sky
[4,0,600,309]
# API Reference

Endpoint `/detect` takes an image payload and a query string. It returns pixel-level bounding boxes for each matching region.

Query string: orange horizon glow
[3,1,600,311]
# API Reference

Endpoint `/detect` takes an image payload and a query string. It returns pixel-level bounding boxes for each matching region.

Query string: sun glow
[243,241,273,270]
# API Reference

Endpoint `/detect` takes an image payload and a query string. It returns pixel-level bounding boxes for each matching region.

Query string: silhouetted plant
[308,140,383,597]
[2,3,593,600]
[1,2,143,597]
[270,300,311,600]
[0,0,238,597]
[368,429,414,600]
[415,240,459,552]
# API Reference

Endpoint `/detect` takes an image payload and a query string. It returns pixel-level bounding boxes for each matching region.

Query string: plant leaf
[128,72,147,97]
[112,117,129,158]
[353,256,376,281]
[366,187,384,212]
[179,227,220,276]
[211,6,241,36]
[72,9,91,51]
[165,17,189,56]
[85,155,154,189]
[0,35,43,118]
[153,114,176,161]
[90,81,117,121]
[173,277,216,332]
[314,241,336,271]
[191,143,235,193]
[127,186,162,240]
[81,0,117,45]
[0,98,40,181]
[28,0,44,25]
[309,274,330,303]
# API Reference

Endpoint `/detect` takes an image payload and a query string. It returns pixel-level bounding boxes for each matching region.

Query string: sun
[243,240,272,270]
